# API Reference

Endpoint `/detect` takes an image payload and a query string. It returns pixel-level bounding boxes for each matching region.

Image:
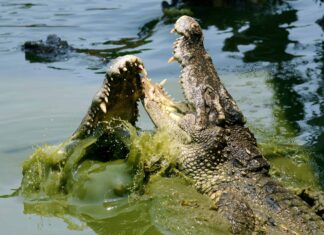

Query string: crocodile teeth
[104,96,108,103]
[169,112,181,122]
[168,56,176,64]
[165,106,176,113]
[159,79,167,86]
[123,67,127,72]
[100,102,107,113]
[149,87,155,98]
[170,28,176,33]
[138,64,147,76]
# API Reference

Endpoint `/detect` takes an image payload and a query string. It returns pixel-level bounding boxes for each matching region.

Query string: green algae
[249,122,321,190]
[21,136,97,197]
[260,142,320,190]
[20,120,321,234]
[126,125,181,186]
[147,177,231,235]
[23,177,231,235]
[19,124,231,234]
[67,159,133,202]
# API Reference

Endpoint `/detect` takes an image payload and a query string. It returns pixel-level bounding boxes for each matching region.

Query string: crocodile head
[59,55,148,161]
[142,15,269,189]
[169,16,244,128]
[73,55,146,140]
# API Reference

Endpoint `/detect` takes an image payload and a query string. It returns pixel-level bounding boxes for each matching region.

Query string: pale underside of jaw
[144,77,188,123]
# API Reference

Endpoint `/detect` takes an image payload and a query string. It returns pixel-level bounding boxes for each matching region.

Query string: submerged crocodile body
[22,34,73,62]
[141,16,324,234]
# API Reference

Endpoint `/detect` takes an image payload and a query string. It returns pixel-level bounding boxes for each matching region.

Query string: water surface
[0,0,323,234]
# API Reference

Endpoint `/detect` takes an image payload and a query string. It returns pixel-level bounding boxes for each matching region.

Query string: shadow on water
[161,0,324,185]
[75,19,160,62]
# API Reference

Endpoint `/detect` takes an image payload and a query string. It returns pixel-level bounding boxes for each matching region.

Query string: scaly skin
[142,16,324,234]
[170,16,244,127]
[72,55,145,139]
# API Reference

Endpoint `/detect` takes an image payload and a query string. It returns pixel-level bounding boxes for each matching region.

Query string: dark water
[0,0,323,234]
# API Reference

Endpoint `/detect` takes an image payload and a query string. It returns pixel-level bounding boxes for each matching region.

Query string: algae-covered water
[0,0,323,234]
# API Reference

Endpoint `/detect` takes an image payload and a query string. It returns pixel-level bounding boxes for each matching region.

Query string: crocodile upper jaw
[72,55,147,140]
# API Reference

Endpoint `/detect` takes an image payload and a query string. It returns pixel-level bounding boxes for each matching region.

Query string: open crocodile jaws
[142,16,324,234]
[72,55,145,140]
[58,55,146,160]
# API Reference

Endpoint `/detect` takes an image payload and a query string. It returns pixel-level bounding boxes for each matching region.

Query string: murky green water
[0,0,323,234]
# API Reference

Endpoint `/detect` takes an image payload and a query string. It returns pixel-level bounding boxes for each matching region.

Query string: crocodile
[141,16,324,234]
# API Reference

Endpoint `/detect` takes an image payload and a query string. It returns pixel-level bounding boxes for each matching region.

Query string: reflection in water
[75,19,160,62]
[223,9,297,63]
[269,63,304,135]
[308,40,324,181]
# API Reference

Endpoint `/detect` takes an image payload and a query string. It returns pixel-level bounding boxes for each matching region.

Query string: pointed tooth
[170,28,176,33]
[137,64,147,76]
[170,112,181,122]
[123,67,127,72]
[104,96,108,103]
[100,102,107,113]
[165,106,176,112]
[168,56,176,64]
[159,79,167,86]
